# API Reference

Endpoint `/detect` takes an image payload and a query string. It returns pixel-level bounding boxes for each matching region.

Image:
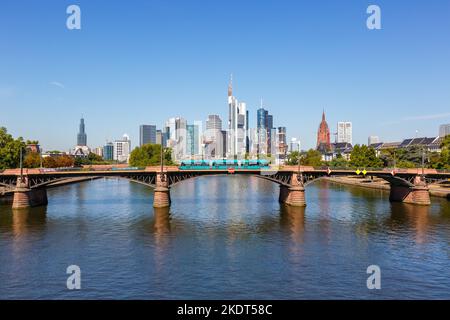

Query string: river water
[0,176,449,299]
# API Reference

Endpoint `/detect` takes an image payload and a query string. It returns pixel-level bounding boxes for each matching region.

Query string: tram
[179,159,270,170]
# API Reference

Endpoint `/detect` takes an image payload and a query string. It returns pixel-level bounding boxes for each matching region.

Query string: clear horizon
[1,0,450,151]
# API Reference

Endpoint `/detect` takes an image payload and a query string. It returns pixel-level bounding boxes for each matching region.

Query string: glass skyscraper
[77,118,87,146]
[139,125,156,146]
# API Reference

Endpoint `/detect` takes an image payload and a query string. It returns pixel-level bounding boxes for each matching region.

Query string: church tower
[316,110,331,152]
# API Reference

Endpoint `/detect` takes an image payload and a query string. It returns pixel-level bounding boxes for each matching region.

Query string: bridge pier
[389,176,430,206]
[153,173,171,208]
[12,177,48,209]
[279,173,306,207]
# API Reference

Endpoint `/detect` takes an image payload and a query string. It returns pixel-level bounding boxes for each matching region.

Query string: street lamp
[160,145,164,173]
[421,145,425,176]
[19,146,23,179]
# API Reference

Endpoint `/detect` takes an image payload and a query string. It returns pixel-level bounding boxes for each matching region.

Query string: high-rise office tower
[156,130,167,146]
[139,125,156,146]
[256,104,275,155]
[103,142,114,161]
[227,75,247,158]
[206,115,222,131]
[204,115,223,159]
[186,124,200,156]
[77,117,87,146]
[337,122,352,144]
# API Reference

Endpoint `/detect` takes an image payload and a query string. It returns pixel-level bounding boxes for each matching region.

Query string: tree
[24,152,41,168]
[43,155,74,168]
[350,144,383,168]
[429,136,450,169]
[0,127,26,170]
[440,136,450,169]
[328,154,349,168]
[286,151,300,165]
[300,149,323,167]
[74,153,106,166]
[129,144,174,167]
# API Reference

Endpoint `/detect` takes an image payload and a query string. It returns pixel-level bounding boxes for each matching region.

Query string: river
[0,176,449,299]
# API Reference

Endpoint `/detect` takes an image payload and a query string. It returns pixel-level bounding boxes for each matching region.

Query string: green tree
[0,127,26,170]
[429,136,450,169]
[286,151,300,165]
[129,144,174,167]
[328,154,349,168]
[300,149,323,167]
[350,144,383,168]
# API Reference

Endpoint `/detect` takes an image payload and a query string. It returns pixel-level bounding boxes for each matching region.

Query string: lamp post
[160,145,164,173]
[393,149,396,170]
[421,145,425,176]
[19,146,23,179]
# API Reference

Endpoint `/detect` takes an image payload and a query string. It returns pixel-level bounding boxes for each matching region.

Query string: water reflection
[280,205,306,243]
[387,203,430,244]
[0,206,48,236]
[154,207,171,235]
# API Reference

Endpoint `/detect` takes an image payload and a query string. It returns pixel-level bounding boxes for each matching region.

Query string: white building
[227,76,247,158]
[337,122,352,144]
[368,135,380,145]
[290,138,301,153]
[114,134,131,163]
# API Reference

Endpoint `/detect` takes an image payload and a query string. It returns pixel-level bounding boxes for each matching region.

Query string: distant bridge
[1,166,449,209]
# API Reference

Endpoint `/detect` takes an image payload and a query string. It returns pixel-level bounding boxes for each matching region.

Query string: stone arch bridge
[1,166,448,209]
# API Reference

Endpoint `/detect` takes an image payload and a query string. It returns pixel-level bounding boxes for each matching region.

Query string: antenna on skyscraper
[228,73,233,97]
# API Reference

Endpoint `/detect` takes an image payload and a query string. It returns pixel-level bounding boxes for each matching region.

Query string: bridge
[1,166,449,209]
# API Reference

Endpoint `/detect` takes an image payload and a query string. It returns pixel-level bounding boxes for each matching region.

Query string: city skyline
[1,1,450,151]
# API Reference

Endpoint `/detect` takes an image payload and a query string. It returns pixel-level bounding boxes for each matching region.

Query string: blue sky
[1,0,450,151]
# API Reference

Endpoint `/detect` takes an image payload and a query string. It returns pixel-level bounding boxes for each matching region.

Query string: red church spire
[317,110,331,151]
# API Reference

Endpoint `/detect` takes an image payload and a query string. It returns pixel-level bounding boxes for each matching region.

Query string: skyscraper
[317,110,331,152]
[205,115,223,159]
[77,117,87,146]
[103,142,114,161]
[206,115,222,131]
[156,130,166,146]
[256,105,274,155]
[337,122,352,144]
[186,124,200,156]
[227,76,247,158]
[139,125,156,146]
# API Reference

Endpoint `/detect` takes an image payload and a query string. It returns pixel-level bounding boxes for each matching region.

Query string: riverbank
[324,176,450,199]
